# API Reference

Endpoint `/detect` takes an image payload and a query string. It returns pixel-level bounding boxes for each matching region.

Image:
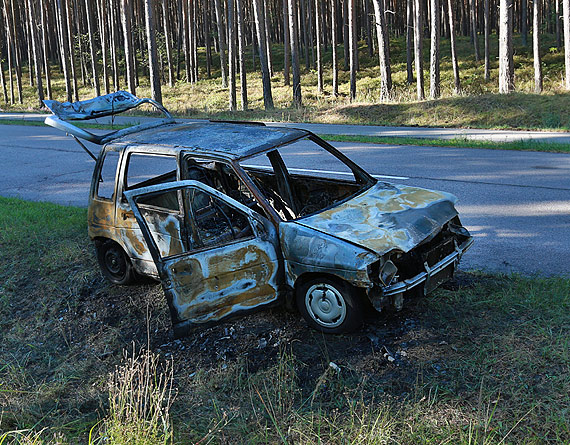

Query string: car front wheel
[296,277,363,333]
[96,240,137,285]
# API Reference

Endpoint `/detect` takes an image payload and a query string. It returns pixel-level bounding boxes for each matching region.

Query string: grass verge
[0,197,568,443]
[319,134,570,153]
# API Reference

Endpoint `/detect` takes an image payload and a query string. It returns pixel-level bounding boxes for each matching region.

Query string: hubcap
[305,283,347,328]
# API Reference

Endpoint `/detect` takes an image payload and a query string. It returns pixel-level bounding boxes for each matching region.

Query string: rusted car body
[45,92,473,336]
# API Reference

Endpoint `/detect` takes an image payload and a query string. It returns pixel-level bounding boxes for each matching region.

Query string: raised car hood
[298,182,459,254]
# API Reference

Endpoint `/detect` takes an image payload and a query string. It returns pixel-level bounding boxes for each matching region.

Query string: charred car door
[124,180,282,336]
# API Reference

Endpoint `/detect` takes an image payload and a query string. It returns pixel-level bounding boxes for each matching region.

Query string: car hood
[297,182,459,254]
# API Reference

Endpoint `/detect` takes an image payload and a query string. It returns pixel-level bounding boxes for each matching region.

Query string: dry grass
[0,197,568,443]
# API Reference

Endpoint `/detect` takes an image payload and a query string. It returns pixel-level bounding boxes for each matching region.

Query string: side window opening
[125,153,177,191]
[97,150,120,200]
[187,189,253,249]
[183,156,266,216]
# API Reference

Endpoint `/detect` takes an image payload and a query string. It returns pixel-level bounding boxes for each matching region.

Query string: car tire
[296,277,363,333]
[96,240,137,285]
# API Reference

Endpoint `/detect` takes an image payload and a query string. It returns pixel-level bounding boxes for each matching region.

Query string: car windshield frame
[237,134,377,222]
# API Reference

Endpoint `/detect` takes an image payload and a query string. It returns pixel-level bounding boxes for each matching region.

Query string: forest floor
[0,198,569,443]
[3,34,570,131]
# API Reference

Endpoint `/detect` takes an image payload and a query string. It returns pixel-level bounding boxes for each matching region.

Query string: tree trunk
[556,0,561,49]
[55,0,72,101]
[97,0,110,93]
[429,0,440,98]
[145,0,162,102]
[484,0,490,80]
[162,0,174,87]
[521,0,527,46]
[237,0,248,109]
[109,0,121,90]
[85,0,101,96]
[406,0,414,83]
[65,0,78,100]
[289,0,302,106]
[533,0,542,92]
[447,0,461,94]
[263,0,274,76]
[228,0,237,110]
[121,0,137,94]
[331,0,339,96]
[253,0,274,109]
[499,0,514,92]
[364,0,373,55]
[26,0,44,107]
[471,0,480,60]
[0,58,7,104]
[283,0,291,85]
[343,0,349,69]
[40,0,52,99]
[371,0,392,99]
[564,0,570,89]
[315,0,323,92]
[413,0,425,99]
[349,0,357,100]
[205,0,212,77]
[214,0,228,87]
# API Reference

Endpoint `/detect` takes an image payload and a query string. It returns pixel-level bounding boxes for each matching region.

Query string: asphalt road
[1,123,569,276]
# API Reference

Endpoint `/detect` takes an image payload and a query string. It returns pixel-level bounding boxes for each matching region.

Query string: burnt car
[44,91,473,336]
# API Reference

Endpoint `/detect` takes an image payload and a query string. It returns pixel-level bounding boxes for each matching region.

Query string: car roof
[112,121,309,160]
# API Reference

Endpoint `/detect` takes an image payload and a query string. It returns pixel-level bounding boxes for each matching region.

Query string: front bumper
[382,236,474,297]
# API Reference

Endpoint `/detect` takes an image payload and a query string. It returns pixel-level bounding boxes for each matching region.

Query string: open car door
[124,180,282,336]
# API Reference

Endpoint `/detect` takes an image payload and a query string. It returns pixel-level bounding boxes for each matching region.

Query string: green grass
[0,197,569,443]
[3,33,570,131]
[319,133,570,153]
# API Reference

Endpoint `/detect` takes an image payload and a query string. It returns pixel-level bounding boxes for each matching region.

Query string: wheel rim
[104,246,126,278]
[305,283,347,328]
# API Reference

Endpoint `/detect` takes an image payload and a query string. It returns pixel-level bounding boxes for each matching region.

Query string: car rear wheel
[296,277,363,333]
[96,240,137,285]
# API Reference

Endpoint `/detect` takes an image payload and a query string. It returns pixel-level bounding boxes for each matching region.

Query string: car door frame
[124,180,284,336]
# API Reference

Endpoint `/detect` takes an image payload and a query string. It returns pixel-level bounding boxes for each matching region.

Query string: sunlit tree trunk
[331,0,339,96]
[40,0,52,99]
[27,0,44,106]
[429,0,440,98]
[121,0,137,94]
[564,0,570,89]
[237,0,248,109]
[413,0,425,99]
[283,0,290,85]
[533,0,542,92]
[315,0,323,92]
[406,0,414,83]
[499,0,514,93]
[371,0,392,100]
[484,0,490,80]
[289,0,302,106]
[162,0,174,87]
[349,0,357,100]
[228,0,237,110]
[471,0,480,60]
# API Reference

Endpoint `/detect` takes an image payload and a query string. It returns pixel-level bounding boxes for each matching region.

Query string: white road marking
[243,164,409,181]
